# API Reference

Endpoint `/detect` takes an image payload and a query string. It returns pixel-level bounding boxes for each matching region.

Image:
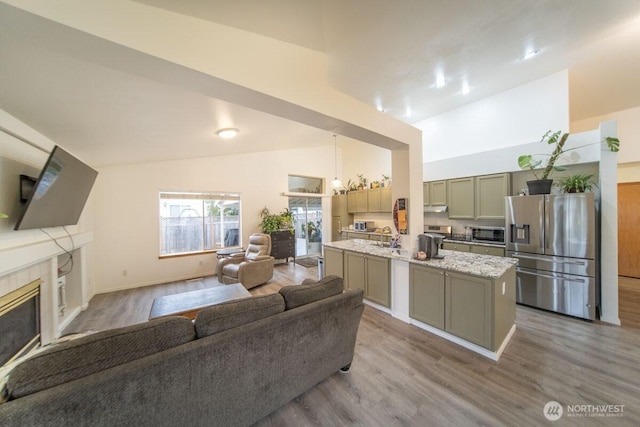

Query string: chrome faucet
[380,225,392,246]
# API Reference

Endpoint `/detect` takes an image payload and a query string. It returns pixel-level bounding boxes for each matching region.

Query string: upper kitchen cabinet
[368,187,392,212]
[447,177,475,219]
[347,187,390,213]
[443,173,511,220]
[475,173,511,220]
[423,181,447,206]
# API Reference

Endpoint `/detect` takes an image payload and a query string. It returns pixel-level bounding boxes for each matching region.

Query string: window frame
[158,190,242,258]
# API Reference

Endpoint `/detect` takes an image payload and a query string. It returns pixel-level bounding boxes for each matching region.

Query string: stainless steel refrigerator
[505,193,598,320]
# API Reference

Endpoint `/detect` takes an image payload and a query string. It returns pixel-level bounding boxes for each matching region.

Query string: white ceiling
[1,0,639,167]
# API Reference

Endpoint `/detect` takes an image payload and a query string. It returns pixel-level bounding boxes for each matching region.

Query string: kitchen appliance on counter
[506,193,598,320]
[423,225,452,239]
[354,221,375,231]
[418,233,445,259]
[471,226,505,245]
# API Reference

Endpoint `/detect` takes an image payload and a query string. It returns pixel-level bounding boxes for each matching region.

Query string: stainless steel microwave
[471,226,505,244]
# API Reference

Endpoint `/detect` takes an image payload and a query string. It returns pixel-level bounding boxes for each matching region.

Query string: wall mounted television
[14,145,98,231]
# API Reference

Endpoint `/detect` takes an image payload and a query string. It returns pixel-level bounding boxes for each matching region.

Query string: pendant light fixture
[331,134,342,190]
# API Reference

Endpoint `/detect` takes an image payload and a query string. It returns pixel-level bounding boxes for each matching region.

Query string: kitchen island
[323,239,518,360]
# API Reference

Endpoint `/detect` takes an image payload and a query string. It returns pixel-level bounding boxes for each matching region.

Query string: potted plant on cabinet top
[259,207,294,234]
[381,174,390,188]
[356,174,367,190]
[518,130,619,195]
[556,173,597,193]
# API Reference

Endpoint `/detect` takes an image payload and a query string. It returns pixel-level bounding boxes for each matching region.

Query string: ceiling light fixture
[331,134,342,191]
[519,49,540,61]
[461,81,470,95]
[435,74,447,88]
[216,128,239,139]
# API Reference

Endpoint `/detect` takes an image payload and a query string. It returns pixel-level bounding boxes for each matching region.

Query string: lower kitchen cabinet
[409,265,445,329]
[470,245,505,257]
[409,263,515,351]
[445,271,492,349]
[442,242,470,252]
[323,247,344,278]
[341,250,391,307]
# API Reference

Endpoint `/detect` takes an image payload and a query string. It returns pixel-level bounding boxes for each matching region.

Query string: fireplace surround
[0,279,41,367]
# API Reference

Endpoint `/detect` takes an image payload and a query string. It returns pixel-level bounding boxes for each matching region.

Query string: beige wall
[571,105,640,183]
[93,144,337,293]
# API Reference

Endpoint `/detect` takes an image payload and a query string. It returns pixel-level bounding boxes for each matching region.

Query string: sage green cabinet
[380,187,392,212]
[344,251,365,293]
[423,181,447,206]
[324,246,344,278]
[442,242,470,252]
[409,264,445,329]
[331,194,352,241]
[447,177,475,219]
[348,187,391,213]
[409,263,516,351]
[443,242,504,257]
[344,250,391,307]
[445,271,492,349]
[475,173,510,220]
[470,245,505,257]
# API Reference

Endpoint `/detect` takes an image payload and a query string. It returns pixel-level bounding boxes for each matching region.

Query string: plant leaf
[518,155,533,169]
[605,136,620,152]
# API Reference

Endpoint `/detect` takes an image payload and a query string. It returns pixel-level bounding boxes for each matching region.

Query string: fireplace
[0,279,41,367]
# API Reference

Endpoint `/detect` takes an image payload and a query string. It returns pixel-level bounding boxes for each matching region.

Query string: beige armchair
[216,233,275,289]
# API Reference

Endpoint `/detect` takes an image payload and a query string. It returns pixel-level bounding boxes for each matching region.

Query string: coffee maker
[418,233,445,259]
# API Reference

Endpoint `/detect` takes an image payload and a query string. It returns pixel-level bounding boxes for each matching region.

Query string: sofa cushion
[279,275,344,310]
[194,293,285,338]
[6,316,195,399]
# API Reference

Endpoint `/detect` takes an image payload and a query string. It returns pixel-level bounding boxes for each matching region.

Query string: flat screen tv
[15,145,98,230]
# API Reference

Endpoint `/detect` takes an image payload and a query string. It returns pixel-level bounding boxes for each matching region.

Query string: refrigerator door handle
[510,253,588,266]
[516,268,586,283]
[539,198,545,250]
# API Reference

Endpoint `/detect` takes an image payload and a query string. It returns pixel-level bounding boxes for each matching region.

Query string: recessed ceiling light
[519,49,541,61]
[435,74,447,88]
[461,81,470,95]
[216,128,239,139]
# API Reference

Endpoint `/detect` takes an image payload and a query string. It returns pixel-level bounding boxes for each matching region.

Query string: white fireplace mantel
[1,231,93,344]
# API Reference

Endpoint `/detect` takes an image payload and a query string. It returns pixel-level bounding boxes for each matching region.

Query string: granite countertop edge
[324,240,517,279]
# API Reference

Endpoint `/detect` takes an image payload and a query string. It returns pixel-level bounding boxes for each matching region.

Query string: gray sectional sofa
[0,276,364,427]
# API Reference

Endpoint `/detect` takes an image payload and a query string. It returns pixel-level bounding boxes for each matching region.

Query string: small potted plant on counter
[518,130,619,195]
[381,174,390,188]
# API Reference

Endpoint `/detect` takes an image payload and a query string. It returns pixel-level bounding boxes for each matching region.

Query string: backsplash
[423,213,505,236]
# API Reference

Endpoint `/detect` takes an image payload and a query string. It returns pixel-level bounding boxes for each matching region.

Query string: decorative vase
[527,179,553,195]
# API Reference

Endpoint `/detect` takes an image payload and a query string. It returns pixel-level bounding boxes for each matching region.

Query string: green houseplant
[556,173,597,193]
[518,130,619,194]
[259,207,294,234]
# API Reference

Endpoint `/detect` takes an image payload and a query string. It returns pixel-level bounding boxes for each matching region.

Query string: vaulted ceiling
[1,0,639,166]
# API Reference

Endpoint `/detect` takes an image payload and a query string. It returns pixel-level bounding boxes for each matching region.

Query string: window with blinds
[159,191,241,256]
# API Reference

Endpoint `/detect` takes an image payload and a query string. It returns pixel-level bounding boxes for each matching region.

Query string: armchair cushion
[279,275,344,310]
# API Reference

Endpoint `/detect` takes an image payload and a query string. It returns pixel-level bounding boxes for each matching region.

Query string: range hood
[424,205,448,213]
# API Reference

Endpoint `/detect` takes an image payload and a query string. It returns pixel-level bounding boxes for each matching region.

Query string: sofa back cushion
[6,316,195,399]
[279,275,344,310]
[194,293,285,338]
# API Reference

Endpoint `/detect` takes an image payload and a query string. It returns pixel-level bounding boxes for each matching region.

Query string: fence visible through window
[159,191,241,256]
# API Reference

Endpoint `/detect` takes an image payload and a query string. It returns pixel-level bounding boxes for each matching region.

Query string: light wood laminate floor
[65,265,640,426]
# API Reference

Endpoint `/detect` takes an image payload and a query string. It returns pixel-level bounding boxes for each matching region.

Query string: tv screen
[14,146,98,230]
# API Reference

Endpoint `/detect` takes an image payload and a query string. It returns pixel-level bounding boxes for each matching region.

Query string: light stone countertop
[323,239,517,279]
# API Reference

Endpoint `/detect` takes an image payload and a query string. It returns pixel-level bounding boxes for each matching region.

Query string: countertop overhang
[324,239,517,279]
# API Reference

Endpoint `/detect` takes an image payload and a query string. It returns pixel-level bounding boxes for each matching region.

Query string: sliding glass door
[288,196,323,258]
